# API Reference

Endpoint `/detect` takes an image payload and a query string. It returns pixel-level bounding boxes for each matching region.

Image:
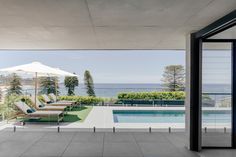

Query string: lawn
[21,106,93,123]
[64,106,93,122]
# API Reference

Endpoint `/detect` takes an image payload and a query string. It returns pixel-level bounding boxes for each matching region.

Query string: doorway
[201,42,232,147]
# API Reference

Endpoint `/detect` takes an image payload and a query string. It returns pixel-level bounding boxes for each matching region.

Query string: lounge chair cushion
[41,106,66,110]
[30,96,46,108]
[42,94,52,103]
[15,101,32,114]
[49,93,57,102]
[29,110,62,116]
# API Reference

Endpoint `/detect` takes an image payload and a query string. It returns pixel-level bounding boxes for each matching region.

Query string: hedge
[59,96,104,105]
[117,91,185,100]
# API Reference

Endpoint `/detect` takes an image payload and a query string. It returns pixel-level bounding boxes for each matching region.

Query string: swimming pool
[113,110,231,123]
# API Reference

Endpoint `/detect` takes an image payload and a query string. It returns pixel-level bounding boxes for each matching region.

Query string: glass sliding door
[201,42,232,147]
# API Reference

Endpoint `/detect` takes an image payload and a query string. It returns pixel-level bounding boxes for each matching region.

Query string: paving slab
[104,132,136,143]
[0,141,33,157]
[21,141,68,157]
[72,132,104,143]
[103,142,142,157]
[62,142,103,157]
[0,131,235,157]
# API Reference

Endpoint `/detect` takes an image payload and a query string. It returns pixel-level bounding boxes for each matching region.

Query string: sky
[202,50,231,85]
[0,50,186,83]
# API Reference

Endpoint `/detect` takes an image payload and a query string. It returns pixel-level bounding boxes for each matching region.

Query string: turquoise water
[113,110,231,123]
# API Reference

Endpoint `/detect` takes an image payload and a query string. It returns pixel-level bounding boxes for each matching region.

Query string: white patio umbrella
[0,62,77,103]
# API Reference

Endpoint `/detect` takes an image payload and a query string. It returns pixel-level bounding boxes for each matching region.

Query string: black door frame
[190,10,236,151]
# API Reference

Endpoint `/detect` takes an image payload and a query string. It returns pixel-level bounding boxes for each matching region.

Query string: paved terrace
[0,130,235,157]
[67,106,186,129]
[4,106,230,130]
[1,107,187,130]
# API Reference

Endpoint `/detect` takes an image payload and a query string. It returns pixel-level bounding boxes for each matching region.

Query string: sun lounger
[15,101,64,124]
[49,93,76,105]
[30,96,67,111]
[42,94,73,106]
[42,94,73,111]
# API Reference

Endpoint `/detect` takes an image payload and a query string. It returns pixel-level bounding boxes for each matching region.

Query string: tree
[39,77,59,95]
[161,65,185,91]
[7,73,22,95]
[64,75,79,96]
[84,70,96,97]
[0,88,2,102]
[2,94,20,119]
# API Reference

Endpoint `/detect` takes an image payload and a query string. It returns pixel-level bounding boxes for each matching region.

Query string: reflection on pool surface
[113,110,231,123]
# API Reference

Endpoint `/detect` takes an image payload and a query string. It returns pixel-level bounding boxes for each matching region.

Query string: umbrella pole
[35,72,38,105]
[55,77,57,101]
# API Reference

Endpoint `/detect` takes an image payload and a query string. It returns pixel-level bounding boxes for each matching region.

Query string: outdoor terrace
[0,130,235,157]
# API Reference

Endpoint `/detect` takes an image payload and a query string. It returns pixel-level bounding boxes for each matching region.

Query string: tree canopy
[161,65,185,91]
[84,70,96,97]
[7,73,22,95]
[64,75,79,96]
[39,77,59,95]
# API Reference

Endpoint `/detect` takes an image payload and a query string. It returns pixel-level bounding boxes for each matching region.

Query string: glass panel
[208,26,236,39]
[202,43,232,147]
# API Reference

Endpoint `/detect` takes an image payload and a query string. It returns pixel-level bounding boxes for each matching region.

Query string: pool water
[113,110,231,123]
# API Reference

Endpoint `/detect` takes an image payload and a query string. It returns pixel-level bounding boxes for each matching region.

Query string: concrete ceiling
[0,0,235,50]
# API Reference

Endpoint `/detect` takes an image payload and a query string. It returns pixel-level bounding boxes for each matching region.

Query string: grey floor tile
[199,149,236,157]
[104,132,135,143]
[103,142,142,157]
[21,141,68,157]
[138,142,184,157]
[39,132,75,142]
[0,141,32,157]
[163,133,188,148]
[175,147,200,157]
[0,131,14,143]
[72,132,104,143]
[62,142,103,157]
[202,133,231,147]
[133,132,169,143]
[1,131,236,157]
[8,132,45,142]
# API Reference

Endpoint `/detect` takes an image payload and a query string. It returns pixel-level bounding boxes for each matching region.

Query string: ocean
[20,83,231,98]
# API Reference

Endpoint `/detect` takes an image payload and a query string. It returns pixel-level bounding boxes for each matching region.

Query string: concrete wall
[185,33,191,149]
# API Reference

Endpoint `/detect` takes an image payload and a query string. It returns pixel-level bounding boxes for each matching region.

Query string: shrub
[117,91,185,100]
[59,96,104,105]
[0,94,21,119]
